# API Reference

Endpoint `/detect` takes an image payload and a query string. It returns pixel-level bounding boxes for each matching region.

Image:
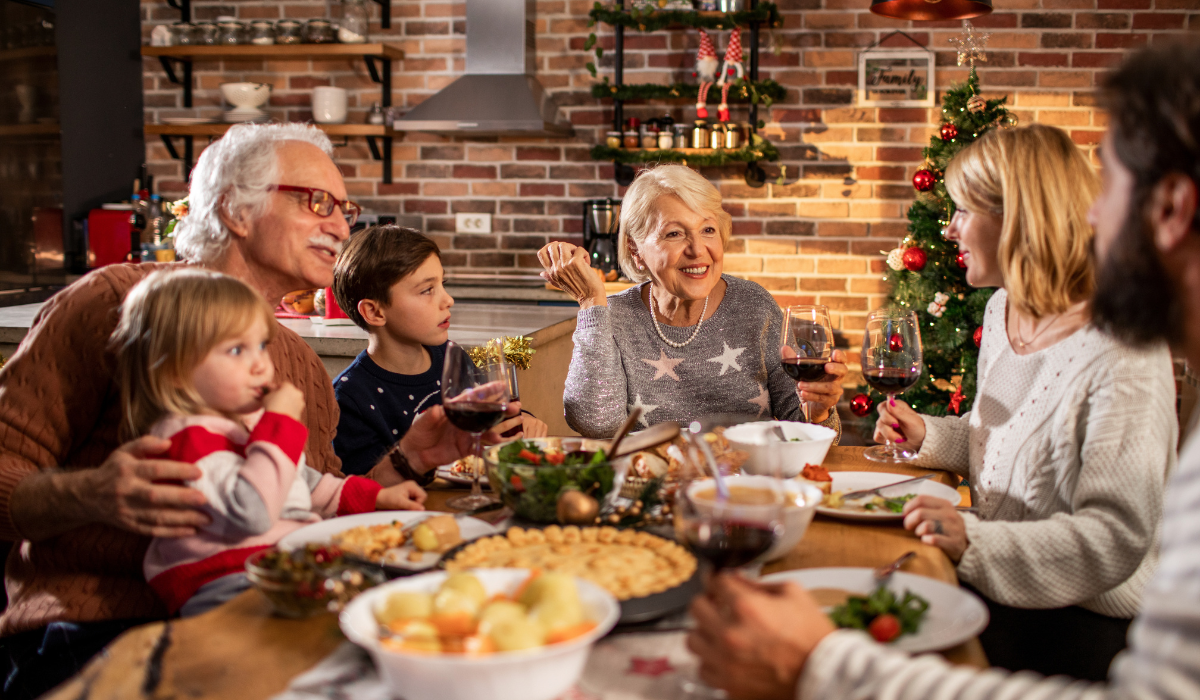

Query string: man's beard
[1092,203,1184,347]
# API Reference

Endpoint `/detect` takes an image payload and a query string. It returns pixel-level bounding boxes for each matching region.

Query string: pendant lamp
[869,0,992,21]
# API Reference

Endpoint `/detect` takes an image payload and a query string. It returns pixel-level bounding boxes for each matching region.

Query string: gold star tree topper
[949,22,990,67]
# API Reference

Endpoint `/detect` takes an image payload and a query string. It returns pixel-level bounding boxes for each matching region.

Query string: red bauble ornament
[956,252,968,269]
[948,385,965,415]
[973,326,983,347]
[850,393,874,418]
[888,333,904,352]
[913,169,936,192]
[902,247,927,272]
[940,123,958,141]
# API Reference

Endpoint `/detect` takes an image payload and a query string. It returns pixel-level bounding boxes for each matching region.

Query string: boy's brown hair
[333,225,441,331]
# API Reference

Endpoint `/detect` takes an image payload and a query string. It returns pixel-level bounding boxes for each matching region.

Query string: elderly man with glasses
[0,123,515,700]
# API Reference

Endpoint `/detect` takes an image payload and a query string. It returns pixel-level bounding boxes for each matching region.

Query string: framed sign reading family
[858,48,935,107]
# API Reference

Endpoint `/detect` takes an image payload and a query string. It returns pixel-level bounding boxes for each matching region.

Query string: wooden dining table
[45,446,987,700]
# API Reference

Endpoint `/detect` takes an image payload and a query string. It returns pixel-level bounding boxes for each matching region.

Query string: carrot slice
[546,621,598,645]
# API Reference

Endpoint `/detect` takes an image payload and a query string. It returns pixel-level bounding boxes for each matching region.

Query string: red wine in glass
[863,368,920,394]
[682,520,778,570]
[443,402,507,434]
[781,358,833,383]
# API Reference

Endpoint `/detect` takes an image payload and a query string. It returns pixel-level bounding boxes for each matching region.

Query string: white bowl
[723,420,837,477]
[686,475,822,561]
[219,82,271,110]
[340,568,620,700]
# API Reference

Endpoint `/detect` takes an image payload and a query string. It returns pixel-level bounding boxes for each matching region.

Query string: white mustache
[309,235,344,255]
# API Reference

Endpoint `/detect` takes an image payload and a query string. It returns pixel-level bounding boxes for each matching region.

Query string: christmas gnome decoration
[716,28,744,123]
[693,29,719,119]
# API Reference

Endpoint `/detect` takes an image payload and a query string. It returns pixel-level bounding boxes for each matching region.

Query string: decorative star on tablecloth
[629,395,659,426]
[748,383,771,417]
[706,342,746,376]
[627,656,675,677]
[949,21,990,67]
[641,349,684,381]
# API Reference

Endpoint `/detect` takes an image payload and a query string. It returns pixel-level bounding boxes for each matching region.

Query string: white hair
[174,123,334,264]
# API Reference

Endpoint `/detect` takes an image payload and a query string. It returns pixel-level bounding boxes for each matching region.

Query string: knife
[842,473,936,501]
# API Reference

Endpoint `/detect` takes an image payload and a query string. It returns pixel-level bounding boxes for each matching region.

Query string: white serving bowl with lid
[340,568,620,700]
[723,420,837,477]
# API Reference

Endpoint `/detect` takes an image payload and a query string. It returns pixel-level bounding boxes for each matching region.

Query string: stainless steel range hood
[393,0,574,138]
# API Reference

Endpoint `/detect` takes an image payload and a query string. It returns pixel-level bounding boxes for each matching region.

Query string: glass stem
[884,393,897,456]
[802,400,811,423]
[469,431,484,498]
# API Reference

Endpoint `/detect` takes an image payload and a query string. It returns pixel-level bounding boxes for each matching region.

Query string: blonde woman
[874,124,1177,679]
[538,164,847,438]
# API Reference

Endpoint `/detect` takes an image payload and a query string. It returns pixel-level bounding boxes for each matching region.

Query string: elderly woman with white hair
[539,164,846,438]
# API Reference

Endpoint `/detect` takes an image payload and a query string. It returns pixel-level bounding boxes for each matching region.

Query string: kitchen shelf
[161,0,393,29]
[592,79,785,105]
[0,123,59,138]
[143,43,402,183]
[145,122,395,182]
[0,46,55,63]
[591,140,779,166]
[588,2,781,31]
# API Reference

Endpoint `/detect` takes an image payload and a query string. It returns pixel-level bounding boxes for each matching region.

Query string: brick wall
[140,0,1199,355]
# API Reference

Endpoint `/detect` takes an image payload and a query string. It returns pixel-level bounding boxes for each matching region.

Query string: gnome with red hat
[716,28,744,122]
[693,29,719,119]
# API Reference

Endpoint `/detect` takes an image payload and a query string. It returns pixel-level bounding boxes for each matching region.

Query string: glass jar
[642,125,659,149]
[623,130,639,149]
[710,123,725,149]
[249,21,275,45]
[691,120,710,149]
[275,19,303,44]
[605,130,622,148]
[304,19,336,43]
[673,123,689,149]
[658,128,674,149]
[217,20,245,45]
[338,0,370,43]
[169,21,196,46]
[194,21,219,45]
[725,123,742,149]
[367,101,386,125]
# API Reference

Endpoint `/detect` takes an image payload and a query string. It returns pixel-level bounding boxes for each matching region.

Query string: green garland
[590,134,779,166]
[591,78,786,107]
[584,2,781,76]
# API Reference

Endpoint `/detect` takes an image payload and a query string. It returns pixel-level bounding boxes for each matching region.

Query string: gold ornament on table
[556,490,600,526]
[949,21,990,67]
[466,336,536,370]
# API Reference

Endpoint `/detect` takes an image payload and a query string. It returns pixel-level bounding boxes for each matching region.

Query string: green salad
[488,440,615,523]
[863,494,917,513]
[829,585,930,643]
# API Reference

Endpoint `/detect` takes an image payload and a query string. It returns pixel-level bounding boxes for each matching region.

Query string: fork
[874,551,916,585]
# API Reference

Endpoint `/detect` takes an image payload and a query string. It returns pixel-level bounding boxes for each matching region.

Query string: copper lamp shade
[870,0,992,21]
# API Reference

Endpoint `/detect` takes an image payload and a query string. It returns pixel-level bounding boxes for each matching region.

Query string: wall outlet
[455,213,492,234]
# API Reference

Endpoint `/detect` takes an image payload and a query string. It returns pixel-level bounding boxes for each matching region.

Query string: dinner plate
[762,567,989,653]
[435,458,490,488]
[278,511,498,573]
[816,471,961,521]
[160,117,215,125]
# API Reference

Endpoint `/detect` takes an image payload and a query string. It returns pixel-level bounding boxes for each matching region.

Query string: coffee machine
[582,198,620,278]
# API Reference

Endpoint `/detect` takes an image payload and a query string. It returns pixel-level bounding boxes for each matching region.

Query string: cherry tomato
[544,451,564,466]
[517,449,542,465]
[868,614,901,643]
[509,475,525,492]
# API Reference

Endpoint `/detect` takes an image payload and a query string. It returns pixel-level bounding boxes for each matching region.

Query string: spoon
[607,407,643,459]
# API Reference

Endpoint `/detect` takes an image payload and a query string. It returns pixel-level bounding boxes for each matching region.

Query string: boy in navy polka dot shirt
[330,226,547,476]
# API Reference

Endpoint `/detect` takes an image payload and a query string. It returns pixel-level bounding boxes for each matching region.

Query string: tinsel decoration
[850,393,874,417]
[852,68,1012,439]
[902,247,927,272]
[913,169,936,192]
[591,78,786,106]
[467,336,536,370]
[940,123,958,141]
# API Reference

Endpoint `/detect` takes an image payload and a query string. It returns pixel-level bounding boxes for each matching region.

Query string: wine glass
[441,341,511,510]
[861,308,924,463]
[780,304,835,423]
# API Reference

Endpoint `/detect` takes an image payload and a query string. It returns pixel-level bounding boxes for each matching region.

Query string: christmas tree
[850,66,1015,429]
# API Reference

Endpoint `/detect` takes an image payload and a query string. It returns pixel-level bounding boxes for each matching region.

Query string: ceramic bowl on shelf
[219,82,272,119]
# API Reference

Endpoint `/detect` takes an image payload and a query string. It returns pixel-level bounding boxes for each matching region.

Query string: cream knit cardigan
[912,290,1176,618]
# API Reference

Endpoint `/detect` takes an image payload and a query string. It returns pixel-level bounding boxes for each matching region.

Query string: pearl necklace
[648,282,709,348]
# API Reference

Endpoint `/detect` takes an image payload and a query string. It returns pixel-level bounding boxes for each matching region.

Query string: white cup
[311,86,347,124]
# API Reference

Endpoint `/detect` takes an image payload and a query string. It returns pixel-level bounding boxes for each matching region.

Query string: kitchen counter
[0,301,583,435]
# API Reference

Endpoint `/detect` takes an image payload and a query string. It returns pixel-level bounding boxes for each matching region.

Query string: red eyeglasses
[272,185,362,226]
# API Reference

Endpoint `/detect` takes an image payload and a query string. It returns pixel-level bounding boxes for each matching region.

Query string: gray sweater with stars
[564,275,841,440]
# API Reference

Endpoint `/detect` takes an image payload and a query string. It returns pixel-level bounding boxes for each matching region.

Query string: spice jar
[169,21,196,46]
[623,129,639,149]
[304,19,336,43]
[605,130,622,148]
[337,0,370,43]
[216,19,245,45]
[275,19,303,44]
[367,101,386,125]
[710,123,725,149]
[642,123,659,149]
[249,20,275,45]
[725,122,742,149]
[691,120,710,149]
[658,124,675,149]
[194,21,219,45]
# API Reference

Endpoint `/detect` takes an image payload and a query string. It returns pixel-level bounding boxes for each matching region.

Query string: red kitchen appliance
[86,208,133,268]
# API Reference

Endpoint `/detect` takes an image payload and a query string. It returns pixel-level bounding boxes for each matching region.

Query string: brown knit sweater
[0,262,342,637]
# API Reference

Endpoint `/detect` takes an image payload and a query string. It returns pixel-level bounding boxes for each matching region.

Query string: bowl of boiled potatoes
[339,568,620,700]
